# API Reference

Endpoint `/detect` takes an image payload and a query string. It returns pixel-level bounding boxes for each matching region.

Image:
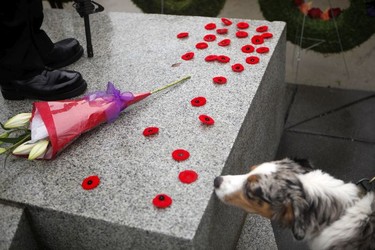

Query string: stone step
[0,203,38,250]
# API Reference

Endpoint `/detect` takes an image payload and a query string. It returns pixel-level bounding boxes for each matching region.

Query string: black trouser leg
[0,0,54,81]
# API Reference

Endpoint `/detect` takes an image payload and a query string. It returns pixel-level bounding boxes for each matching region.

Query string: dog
[214,158,375,250]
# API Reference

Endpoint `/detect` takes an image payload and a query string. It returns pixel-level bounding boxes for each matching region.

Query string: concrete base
[0,10,286,249]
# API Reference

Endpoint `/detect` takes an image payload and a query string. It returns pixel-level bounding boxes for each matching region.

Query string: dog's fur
[214,158,375,250]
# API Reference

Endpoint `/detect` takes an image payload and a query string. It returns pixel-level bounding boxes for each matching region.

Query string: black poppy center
[159,195,165,201]
[205,117,210,121]
[87,180,93,185]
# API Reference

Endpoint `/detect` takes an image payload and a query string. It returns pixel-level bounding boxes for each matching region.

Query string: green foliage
[258,0,375,53]
[131,0,226,17]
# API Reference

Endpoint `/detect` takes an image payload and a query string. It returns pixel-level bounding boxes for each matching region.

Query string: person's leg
[0,0,45,81]
[0,0,87,100]
[30,0,84,69]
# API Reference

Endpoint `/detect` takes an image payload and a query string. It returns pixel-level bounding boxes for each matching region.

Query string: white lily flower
[0,148,6,154]
[4,113,32,129]
[12,141,37,155]
[28,140,49,160]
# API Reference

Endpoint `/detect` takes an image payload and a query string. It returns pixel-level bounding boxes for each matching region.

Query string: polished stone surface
[0,10,286,249]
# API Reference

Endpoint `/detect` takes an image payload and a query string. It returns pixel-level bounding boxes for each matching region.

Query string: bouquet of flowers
[0,76,190,160]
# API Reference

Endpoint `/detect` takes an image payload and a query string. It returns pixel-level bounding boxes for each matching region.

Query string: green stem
[1,133,31,155]
[151,76,191,94]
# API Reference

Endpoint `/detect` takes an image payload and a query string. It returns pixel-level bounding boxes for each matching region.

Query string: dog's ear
[292,158,313,171]
[291,195,308,240]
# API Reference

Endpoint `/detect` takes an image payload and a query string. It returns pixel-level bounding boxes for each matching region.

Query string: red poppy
[196,42,208,49]
[152,194,172,208]
[251,35,264,45]
[205,55,218,62]
[143,126,159,136]
[308,8,323,19]
[217,55,230,63]
[205,23,216,30]
[172,149,190,161]
[328,8,341,18]
[216,28,228,34]
[179,170,198,184]
[237,22,249,29]
[241,44,255,53]
[294,0,303,6]
[232,63,244,72]
[261,32,273,39]
[221,17,233,26]
[256,25,268,32]
[199,114,215,125]
[246,56,260,64]
[213,76,227,84]
[203,34,216,42]
[218,39,231,47]
[191,96,207,107]
[236,31,248,38]
[177,32,189,38]
[181,52,194,60]
[82,175,100,190]
[256,47,269,54]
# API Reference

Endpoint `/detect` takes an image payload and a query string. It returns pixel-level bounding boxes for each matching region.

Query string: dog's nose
[214,176,223,188]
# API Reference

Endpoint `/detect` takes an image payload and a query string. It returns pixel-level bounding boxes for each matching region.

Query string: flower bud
[0,132,9,145]
[28,140,49,160]
[12,141,36,155]
[4,113,32,129]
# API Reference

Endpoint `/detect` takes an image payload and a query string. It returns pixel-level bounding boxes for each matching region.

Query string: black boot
[0,69,87,101]
[42,38,84,69]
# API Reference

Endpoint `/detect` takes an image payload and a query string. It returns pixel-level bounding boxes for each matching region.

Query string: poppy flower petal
[256,25,268,32]
[218,39,231,47]
[216,28,228,34]
[251,35,264,45]
[172,149,190,161]
[196,42,208,49]
[236,31,248,38]
[232,63,245,72]
[241,44,255,53]
[191,96,207,107]
[199,114,215,125]
[237,22,249,29]
[221,17,232,26]
[143,127,159,136]
[179,170,198,184]
[246,56,260,64]
[217,55,230,63]
[181,52,194,60]
[213,76,227,84]
[177,32,189,38]
[82,175,100,190]
[256,47,270,54]
[203,34,216,42]
[152,194,172,208]
[205,55,218,62]
[205,23,216,30]
[261,32,273,39]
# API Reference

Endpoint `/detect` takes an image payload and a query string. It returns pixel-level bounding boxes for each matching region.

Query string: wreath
[131,0,226,17]
[258,0,375,53]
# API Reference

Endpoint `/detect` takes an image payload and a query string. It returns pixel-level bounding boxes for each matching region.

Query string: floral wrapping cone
[28,76,190,160]
[31,82,149,159]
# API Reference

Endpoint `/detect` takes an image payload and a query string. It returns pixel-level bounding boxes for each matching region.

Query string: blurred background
[43,0,375,91]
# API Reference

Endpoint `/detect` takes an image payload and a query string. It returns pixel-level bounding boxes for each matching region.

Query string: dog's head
[214,158,313,240]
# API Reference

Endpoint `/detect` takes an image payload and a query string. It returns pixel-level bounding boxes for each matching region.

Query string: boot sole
[1,79,87,101]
